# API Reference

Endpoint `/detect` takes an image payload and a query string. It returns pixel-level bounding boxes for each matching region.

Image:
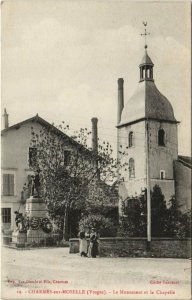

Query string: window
[160,170,165,180]
[128,131,133,147]
[147,68,150,78]
[29,147,37,167]
[64,150,71,166]
[142,68,145,78]
[158,129,165,146]
[2,174,14,196]
[1,208,11,223]
[129,158,135,178]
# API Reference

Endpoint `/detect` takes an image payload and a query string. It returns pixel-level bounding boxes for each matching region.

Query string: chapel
[116,29,191,212]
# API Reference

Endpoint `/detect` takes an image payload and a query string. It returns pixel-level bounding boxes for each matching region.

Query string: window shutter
[9,174,14,195]
[3,174,9,195]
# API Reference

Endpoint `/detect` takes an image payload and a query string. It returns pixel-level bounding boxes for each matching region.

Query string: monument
[25,170,53,246]
[12,170,53,247]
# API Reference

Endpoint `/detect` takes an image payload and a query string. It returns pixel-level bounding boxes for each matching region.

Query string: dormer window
[158,129,165,146]
[128,131,133,147]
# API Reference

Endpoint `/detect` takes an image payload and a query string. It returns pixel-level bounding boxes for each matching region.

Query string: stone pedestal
[25,196,53,246]
[26,196,48,217]
[12,230,27,247]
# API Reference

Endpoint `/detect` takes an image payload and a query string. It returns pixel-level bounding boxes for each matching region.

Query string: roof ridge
[1,114,93,156]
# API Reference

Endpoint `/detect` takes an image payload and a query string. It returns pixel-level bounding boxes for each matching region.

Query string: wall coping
[69,237,191,241]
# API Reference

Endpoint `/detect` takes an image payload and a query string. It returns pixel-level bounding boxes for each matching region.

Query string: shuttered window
[3,174,14,196]
[1,208,11,223]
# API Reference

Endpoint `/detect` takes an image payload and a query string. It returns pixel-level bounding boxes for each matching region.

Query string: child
[79,231,88,257]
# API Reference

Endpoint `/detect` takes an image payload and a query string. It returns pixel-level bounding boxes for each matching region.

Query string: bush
[79,214,117,237]
[119,186,191,238]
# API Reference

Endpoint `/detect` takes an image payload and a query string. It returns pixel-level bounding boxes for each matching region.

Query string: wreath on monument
[41,218,53,234]
[29,217,53,233]
[30,217,40,230]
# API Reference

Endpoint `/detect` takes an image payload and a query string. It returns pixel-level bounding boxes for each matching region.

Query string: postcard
[1,1,191,299]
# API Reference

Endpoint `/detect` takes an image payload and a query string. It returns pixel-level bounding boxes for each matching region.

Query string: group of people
[79,228,99,258]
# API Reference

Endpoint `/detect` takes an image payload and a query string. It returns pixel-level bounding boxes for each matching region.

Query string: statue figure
[14,211,26,232]
[31,169,41,197]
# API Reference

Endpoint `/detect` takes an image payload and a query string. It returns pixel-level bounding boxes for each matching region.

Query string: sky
[1,0,191,155]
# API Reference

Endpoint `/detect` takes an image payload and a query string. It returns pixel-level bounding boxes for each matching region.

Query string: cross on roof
[141,22,150,49]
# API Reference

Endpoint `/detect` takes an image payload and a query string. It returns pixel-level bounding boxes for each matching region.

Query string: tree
[79,215,117,237]
[151,185,168,237]
[119,191,147,237]
[119,185,191,238]
[28,123,127,240]
[79,180,119,237]
[165,196,191,238]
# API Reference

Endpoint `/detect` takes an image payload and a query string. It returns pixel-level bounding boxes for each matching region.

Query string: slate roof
[1,114,92,156]
[139,51,154,66]
[118,80,178,127]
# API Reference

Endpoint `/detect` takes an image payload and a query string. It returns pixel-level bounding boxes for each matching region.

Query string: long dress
[79,238,88,255]
[89,233,98,258]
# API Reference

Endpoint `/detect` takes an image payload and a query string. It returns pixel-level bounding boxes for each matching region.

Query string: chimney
[91,117,98,154]
[3,108,9,129]
[117,78,124,124]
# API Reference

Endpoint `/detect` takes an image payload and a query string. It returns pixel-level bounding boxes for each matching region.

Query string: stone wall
[69,237,191,258]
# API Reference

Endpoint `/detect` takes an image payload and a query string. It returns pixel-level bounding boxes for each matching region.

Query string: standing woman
[79,231,88,257]
[89,228,99,258]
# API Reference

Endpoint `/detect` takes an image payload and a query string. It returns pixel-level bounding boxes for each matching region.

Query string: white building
[117,48,191,211]
[1,113,98,232]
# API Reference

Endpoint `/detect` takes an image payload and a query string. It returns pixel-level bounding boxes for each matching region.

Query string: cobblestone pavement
[1,247,191,300]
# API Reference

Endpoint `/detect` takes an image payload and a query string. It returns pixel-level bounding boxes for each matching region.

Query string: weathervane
[141,21,150,50]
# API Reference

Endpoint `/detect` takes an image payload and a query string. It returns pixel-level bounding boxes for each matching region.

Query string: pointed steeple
[139,50,154,82]
[139,22,154,82]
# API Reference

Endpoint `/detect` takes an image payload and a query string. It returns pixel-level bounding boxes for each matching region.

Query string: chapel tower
[117,26,179,204]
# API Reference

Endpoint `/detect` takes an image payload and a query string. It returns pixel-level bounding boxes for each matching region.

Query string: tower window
[147,68,149,78]
[142,68,145,78]
[160,170,165,180]
[128,131,134,147]
[129,158,135,178]
[158,129,165,146]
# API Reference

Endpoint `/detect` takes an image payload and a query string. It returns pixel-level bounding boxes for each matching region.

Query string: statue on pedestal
[31,169,41,198]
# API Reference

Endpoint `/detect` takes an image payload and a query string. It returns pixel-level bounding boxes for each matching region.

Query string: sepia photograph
[1,0,191,299]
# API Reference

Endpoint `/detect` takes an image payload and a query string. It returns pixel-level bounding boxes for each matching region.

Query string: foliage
[79,214,117,237]
[79,179,119,237]
[151,185,168,237]
[27,123,127,240]
[119,191,147,237]
[119,185,191,238]
[165,196,191,238]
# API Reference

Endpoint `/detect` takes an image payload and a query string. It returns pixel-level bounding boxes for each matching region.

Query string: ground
[1,247,191,300]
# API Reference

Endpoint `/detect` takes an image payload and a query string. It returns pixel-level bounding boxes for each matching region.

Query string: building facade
[117,49,191,211]
[1,113,98,232]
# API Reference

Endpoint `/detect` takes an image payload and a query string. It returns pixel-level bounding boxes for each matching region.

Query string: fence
[2,232,68,248]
